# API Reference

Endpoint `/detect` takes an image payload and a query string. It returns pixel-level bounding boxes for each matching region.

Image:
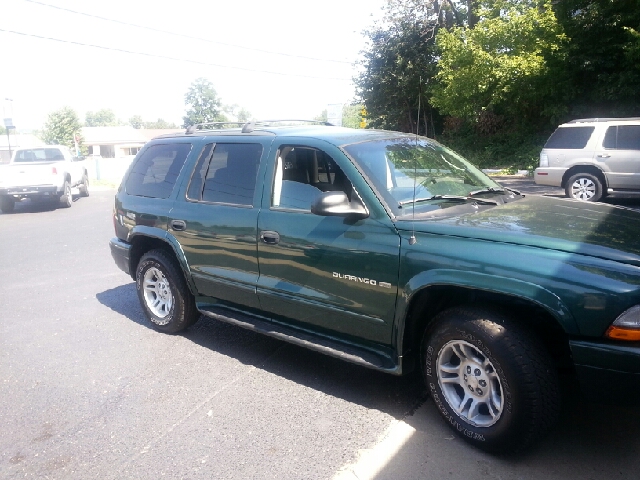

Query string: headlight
[605,305,640,341]
[539,153,549,167]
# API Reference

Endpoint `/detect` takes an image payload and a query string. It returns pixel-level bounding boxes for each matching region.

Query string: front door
[256,139,400,345]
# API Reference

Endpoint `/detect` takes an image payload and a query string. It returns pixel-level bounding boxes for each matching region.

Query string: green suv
[110,122,640,453]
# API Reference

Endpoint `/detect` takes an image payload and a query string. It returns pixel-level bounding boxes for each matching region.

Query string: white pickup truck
[0,145,89,213]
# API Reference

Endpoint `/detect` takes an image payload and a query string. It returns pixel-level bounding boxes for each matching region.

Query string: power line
[22,0,354,65]
[0,28,353,81]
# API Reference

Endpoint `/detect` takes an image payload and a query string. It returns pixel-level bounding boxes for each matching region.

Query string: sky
[1,0,386,130]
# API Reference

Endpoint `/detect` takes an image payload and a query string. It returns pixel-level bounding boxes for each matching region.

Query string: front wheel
[422,307,560,453]
[135,249,200,333]
[565,172,603,202]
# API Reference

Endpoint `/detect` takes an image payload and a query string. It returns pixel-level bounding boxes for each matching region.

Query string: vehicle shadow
[96,283,640,472]
[0,195,81,215]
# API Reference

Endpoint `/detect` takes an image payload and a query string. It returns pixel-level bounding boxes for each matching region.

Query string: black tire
[565,172,603,202]
[79,174,90,197]
[135,249,200,333]
[59,181,73,208]
[422,307,560,453]
[0,195,15,213]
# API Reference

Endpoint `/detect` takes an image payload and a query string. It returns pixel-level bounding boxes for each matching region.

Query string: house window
[124,147,141,156]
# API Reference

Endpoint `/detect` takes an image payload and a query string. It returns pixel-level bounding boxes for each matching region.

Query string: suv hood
[401,196,640,267]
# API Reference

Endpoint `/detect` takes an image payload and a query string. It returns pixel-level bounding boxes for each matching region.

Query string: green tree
[355,0,471,135]
[183,78,226,127]
[314,109,328,122]
[129,115,144,129]
[342,104,365,129]
[431,0,568,131]
[555,0,640,118]
[85,108,119,127]
[143,118,179,129]
[42,107,83,150]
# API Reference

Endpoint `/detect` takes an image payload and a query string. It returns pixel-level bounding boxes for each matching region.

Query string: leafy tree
[183,78,227,127]
[42,107,83,150]
[85,108,119,127]
[129,115,144,129]
[431,1,568,131]
[342,104,365,129]
[314,109,328,122]
[554,0,640,118]
[0,125,5,135]
[355,1,472,135]
[143,118,179,129]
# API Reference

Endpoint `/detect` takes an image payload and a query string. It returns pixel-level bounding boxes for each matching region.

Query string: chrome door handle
[170,220,187,231]
[260,231,280,244]
[597,154,611,158]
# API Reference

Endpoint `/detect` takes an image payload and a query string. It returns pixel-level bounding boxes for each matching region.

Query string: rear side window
[544,127,594,149]
[603,125,640,150]
[125,143,192,198]
[186,143,262,205]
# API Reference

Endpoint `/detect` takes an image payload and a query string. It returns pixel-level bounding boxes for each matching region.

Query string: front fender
[396,268,579,335]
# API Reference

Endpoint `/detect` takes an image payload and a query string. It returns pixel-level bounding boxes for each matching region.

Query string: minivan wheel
[422,307,560,453]
[565,173,603,202]
[135,249,200,333]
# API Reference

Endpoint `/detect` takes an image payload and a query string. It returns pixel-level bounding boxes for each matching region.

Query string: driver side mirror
[311,191,369,219]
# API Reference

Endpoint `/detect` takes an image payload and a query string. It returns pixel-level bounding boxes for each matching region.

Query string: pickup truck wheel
[79,174,90,197]
[59,181,73,208]
[565,172,603,202]
[135,249,199,333]
[0,195,15,213]
[422,307,560,453]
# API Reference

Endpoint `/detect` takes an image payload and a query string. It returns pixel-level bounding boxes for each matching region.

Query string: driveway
[1,189,639,480]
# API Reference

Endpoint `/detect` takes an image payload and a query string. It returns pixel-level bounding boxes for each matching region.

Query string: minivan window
[544,127,594,149]
[125,143,192,199]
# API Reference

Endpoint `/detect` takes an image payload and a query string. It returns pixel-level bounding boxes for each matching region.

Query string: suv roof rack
[185,119,333,135]
[568,117,640,124]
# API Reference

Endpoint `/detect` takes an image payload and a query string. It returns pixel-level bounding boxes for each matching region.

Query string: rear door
[169,139,271,311]
[598,124,640,189]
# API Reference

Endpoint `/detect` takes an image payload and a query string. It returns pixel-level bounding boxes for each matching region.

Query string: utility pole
[3,98,15,161]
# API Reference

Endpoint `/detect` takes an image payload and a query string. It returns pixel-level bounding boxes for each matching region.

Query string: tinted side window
[617,125,640,150]
[603,126,617,149]
[125,143,192,198]
[189,143,262,205]
[272,146,352,211]
[544,127,594,149]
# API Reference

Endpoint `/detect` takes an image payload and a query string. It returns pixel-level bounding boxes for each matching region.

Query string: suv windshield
[343,137,504,216]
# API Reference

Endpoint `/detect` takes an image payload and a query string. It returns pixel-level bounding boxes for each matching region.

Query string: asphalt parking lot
[1,184,639,479]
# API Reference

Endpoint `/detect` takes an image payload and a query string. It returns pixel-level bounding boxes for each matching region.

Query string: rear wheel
[565,172,603,202]
[135,249,200,333]
[59,181,73,208]
[0,195,15,213]
[79,174,90,197]
[422,307,560,453]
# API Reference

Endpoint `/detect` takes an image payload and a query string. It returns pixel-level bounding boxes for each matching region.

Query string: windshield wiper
[469,186,523,197]
[398,195,499,207]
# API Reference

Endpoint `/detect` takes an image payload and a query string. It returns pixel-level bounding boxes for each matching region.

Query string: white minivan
[534,118,640,201]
